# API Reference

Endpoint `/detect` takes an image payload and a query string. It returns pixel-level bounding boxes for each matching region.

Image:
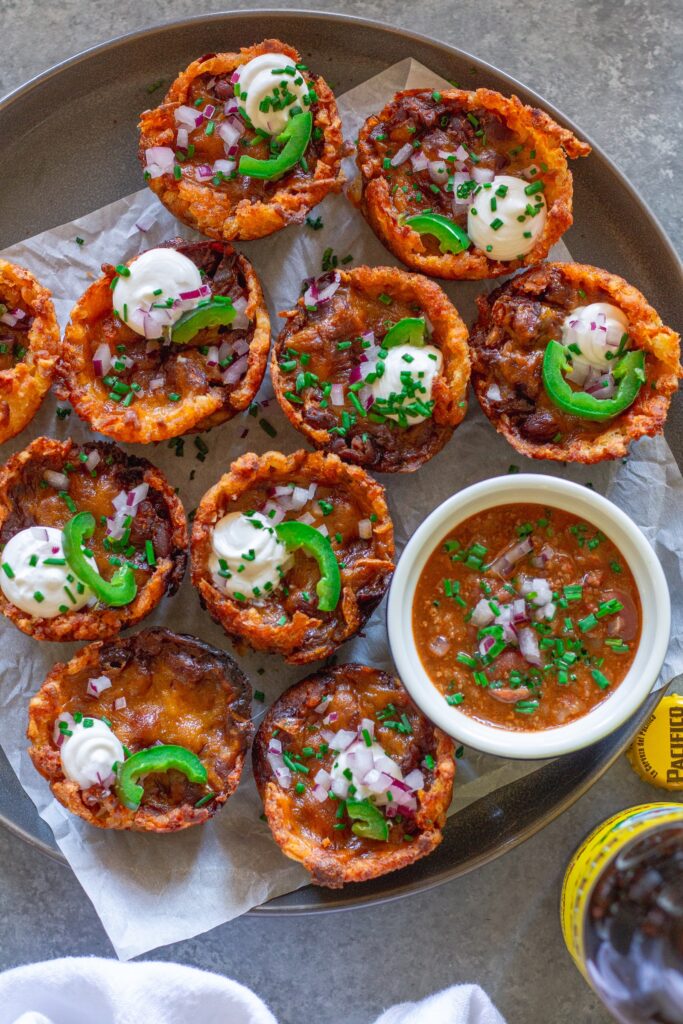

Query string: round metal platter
[0,9,680,915]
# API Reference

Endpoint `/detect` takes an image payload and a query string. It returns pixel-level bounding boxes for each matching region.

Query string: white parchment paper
[0,59,681,960]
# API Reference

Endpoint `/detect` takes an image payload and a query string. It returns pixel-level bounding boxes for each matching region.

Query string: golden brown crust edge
[190,450,395,663]
[271,265,471,472]
[253,664,456,888]
[0,259,60,444]
[59,246,270,443]
[471,262,682,463]
[0,437,188,641]
[356,88,590,281]
[26,629,253,832]
[138,39,345,241]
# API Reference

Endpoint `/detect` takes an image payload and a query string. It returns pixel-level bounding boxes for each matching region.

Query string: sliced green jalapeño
[62,512,137,607]
[171,297,236,344]
[542,340,645,422]
[274,520,341,612]
[404,213,471,255]
[346,798,389,841]
[238,111,313,181]
[382,317,426,349]
[115,744,208,811]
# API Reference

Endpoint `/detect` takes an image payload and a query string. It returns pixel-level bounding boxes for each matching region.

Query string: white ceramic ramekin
[387,474,671,759]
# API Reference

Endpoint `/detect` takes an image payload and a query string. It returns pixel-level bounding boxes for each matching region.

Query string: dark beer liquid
[585,824,683,1023]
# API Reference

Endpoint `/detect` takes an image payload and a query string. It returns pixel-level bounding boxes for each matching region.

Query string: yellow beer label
[560,803,683,981]
[627,694,683,790]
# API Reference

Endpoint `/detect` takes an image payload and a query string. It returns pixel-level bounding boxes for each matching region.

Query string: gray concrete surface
[0,2,681,1022]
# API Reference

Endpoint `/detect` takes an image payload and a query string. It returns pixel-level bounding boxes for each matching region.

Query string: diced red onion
[84,450,101,473]
[86,675,112,698]
[390,143,413,167]
[144,146,175,178]
[331,775,350,799]
[114,697,127,711]
[297,512,315,526]
[290,486,310,510]
[202,103,216,120]
[135,209,156,233]
[303,271,341,307]
[314,768,332,788]
[360,717,374,739]
[140,309,164,340]
[518,627,542,666]
[126,483,149,508]
[93,343,112,377]
[205,345,220,367]
[488,537,534,576]
[479,634,496,658]
[428,160,449,184]
[520,577,553,607]
[346,746,374,779]
[176,127,189,150]
[53,713,76,744]
[149,376,165,390]
[218,118,245,150]
[223,96,239,113]
[330,383,344,406]
[222,353,248,385]
[471,598,495,627]
[44,470,70,490]
[455,144,469,162]
[472,166,495,184]
[486,383,502,402]
[410,150,429,173]
[586,373,617,399]
[213,158,236,175]
[512,598,528,624]
[329,729,356,752]
[231,295,249,330]
[267,748,291,789]
[429,634,450,657]
[521,164,540,180]
[403,769,424,792]
[536,601,556,622]
[358,519,372,540]
[174,105,200,129]
[0,311,17,327]
[359,386,374,411]
[312,784,328,803]
[532,544,553,568]
[195,164,214,181]
[261,500,286,525]
[31,527,50,542]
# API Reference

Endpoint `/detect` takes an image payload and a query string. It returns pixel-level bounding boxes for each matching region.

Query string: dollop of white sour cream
[560,302,630,370]
[236,53,310,136]
[209,511,292,599]
[370,344,443,425]
[113,248,204,338]
[59,718,125,790]
[0,526,97,618]
[467,174,547,261]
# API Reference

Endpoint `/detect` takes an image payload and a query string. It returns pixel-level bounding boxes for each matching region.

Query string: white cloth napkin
[0,958,506,1024]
